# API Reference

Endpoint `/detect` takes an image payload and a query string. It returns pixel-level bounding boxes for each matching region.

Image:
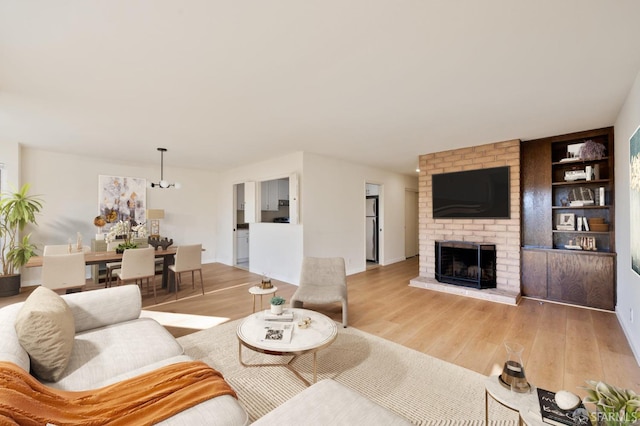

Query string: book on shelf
[263,309,294,322]
[537,388,589,426]
[259,323,294,343]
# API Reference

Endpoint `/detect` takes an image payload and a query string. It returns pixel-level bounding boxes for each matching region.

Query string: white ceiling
[2,1,640,176]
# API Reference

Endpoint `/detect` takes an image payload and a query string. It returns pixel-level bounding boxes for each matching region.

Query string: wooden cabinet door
[521,249,547,298]
[547,252,614,310]
[521,140,552,248]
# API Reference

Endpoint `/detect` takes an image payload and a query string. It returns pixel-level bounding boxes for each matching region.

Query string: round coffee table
[237,308,338,385]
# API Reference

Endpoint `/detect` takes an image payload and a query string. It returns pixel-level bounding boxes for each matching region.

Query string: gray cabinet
[237,229,249,262]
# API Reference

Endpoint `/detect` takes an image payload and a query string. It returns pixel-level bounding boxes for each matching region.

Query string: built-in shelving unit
[520,127,615,310]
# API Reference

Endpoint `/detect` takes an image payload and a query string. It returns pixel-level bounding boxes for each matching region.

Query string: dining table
[25,246,178,290]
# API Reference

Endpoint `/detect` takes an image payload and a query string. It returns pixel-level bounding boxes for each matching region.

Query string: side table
[485,375,545,425]
[248,285,278,312]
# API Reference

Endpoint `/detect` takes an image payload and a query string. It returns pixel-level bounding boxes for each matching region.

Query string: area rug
[177,320,517,425]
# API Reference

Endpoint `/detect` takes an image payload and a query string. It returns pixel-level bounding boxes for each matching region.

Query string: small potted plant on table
[270,296,286,315]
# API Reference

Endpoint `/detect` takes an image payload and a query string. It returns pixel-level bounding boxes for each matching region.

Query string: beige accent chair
[112,247,158,303]
[41,252,87,292]
[291,257,348,328]
[168,244,204,300]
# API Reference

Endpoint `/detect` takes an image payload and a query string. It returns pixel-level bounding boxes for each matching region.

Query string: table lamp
[146,209,165,238]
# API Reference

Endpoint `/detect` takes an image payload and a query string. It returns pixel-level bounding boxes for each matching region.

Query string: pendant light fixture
[150,148,180,189]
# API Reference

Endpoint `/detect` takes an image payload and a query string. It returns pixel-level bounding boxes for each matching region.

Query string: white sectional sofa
[0,285,249,425]
[0,284,412,425]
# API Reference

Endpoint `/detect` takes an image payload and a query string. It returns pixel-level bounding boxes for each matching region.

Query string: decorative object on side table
[0,184,43,297]
[270,296,286,315]
[583,380,640,425]
[499,341,530,393]
[148,236,173,251]
[260,274,273,289]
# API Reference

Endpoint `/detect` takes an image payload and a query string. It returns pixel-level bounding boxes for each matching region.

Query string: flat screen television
[432,166,510,219]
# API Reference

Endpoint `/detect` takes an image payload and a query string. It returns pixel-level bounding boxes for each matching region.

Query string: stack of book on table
[263,310,294,322]
[537,388,589,426]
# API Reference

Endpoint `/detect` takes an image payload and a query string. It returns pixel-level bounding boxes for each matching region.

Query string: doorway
[234,183,249,270]
[405,189,419,258]
[365,183,381,267]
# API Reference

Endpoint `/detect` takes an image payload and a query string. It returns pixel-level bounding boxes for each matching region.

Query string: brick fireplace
[409,139,521,304]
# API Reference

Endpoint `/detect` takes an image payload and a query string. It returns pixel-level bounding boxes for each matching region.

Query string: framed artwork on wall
[630,125,640,276]
[98,175,147,232]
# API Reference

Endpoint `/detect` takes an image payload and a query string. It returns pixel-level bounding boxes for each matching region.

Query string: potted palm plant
[0,184,43,297]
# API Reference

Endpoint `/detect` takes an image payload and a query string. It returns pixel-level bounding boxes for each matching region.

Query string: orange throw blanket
[0,360,237,426]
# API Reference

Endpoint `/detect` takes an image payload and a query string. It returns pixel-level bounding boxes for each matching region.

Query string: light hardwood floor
[3,257,639,398]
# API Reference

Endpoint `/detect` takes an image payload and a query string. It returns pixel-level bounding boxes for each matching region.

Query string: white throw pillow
[14,286,75,381]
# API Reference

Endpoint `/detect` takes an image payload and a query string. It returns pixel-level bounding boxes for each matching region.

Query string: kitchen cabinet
[237,184,245,211]
[278,178,289,200]
[365,184,379,196]
[237,229,249,262]
[261,180,279,211]
[520,127,616,310]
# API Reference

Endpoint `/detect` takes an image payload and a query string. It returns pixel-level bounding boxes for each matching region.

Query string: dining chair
[104,241,122,288]
[105,242,162,287]
[290,257,348,327]
[111,247,158,303]
[41,252,87,292]
[43,244,91,255]
[168,244,204,300]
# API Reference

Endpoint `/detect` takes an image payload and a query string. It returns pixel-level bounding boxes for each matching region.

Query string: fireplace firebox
[435,241,496,289]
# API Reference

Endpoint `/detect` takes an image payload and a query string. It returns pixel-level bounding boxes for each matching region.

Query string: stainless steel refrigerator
[366,196,378,262]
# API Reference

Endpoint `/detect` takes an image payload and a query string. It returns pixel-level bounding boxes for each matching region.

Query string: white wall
[0,141,20,190]
[215,152,304,283]
[302,152,418,275]
[18,147,218,286]
[6,143,417,288]
[214,151,417,283]
[614,69,640,363]
[250,223,303,284]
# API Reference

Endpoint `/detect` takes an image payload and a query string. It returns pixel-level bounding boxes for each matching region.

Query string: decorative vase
[270,304,283,315]
[500,341,530,393]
